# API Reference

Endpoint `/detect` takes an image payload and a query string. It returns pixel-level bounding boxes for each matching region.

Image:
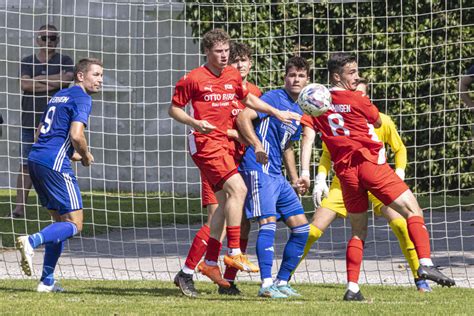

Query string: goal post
[0,0,472,287]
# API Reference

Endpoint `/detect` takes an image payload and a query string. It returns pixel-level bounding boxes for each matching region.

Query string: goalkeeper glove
[312,172,329,208]
[395,168,405,180]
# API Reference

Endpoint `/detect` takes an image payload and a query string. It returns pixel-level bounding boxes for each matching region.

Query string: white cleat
[37,281,65,293]
[16,236,34,276]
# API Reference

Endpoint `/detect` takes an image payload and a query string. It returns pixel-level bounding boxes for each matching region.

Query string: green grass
[0,280,472,315]
[1,189,473,248]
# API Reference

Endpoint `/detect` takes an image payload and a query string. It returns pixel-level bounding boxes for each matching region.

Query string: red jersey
[172,65,249,158]
[229,82,262,161]
[301,89,385,174]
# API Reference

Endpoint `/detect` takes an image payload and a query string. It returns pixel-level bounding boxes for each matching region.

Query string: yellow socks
[389,218,420,278]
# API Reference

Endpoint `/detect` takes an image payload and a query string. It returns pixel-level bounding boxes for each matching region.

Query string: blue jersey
[239,89,302,176]
[28,85,92,173]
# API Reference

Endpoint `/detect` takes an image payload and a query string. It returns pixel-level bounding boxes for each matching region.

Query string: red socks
[204,237,222,263]
[224,238,248,281]
[226,226,241,249]
[407,215,431,259]
[184,225,210,269]
[346,238,364,283]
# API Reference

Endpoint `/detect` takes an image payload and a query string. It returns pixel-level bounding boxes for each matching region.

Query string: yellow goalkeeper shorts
[320,176,348,218]
[369,192,384,217]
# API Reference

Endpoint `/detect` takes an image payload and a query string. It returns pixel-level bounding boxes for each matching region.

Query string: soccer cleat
[417,265,455,287]
[16,236,34,276]
[174,270,198,298]
[223,253,259,273]
[197,261,230,289]
[218,282,241,296]
[277,284,302,297]
[258,285,288,299]
[415,278,432,293]
[37,281,65,293]
[343,289,365,301]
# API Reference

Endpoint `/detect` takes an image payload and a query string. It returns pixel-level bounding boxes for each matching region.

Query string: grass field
[1,189,473,248]
[0,280,473,315]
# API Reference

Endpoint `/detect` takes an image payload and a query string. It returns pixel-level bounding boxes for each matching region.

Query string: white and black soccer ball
[297,83,332,117]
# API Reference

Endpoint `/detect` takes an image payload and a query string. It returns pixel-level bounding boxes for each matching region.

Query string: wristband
[301,170,310,178]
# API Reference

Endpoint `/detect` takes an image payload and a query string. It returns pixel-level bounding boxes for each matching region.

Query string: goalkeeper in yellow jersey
[299,79,431,292]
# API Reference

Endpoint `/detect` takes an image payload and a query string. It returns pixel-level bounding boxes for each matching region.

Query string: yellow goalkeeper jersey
[318,113,407,176]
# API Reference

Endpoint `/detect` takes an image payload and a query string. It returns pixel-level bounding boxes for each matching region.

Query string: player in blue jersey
[15,58,103,292]
[236,56,310,298]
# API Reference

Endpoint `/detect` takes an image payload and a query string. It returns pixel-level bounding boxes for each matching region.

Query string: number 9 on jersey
[297,83,332,117]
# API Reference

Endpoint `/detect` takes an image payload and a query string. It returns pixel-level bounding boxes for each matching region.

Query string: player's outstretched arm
[242,93,301,124]
[168,104,216,134]
[70,121,94,167]
[236,107,268,164]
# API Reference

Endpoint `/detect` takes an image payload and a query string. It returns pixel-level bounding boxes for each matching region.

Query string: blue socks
[256,222,276,280]
[277,223,310,282]
[40,241,64,286]
[29,221,78,249]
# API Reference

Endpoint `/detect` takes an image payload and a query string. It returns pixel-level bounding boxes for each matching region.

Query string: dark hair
[202,28,230,51]
[327,52,357,76]
[74,58,103,82]
[38,24,57,31]
[285,56,310,76]
[229,42,253,63]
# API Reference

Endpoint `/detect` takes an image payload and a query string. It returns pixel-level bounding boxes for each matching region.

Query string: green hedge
[182,1,473,194]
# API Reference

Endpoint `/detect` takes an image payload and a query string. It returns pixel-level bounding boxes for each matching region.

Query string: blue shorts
[241,170,304,221]
[21,128,35,166]
[28,161,83,214]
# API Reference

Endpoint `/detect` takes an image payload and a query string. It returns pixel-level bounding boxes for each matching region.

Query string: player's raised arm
[242,93,301,124]
[299,124,316,189]
[236,107,268,164]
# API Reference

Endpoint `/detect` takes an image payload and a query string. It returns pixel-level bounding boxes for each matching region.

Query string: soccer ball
[297,83,332,117]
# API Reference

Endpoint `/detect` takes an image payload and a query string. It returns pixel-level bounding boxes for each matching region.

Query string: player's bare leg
[381,205,431,292]
[199,174,257,288]
[344,212,368,301]
[388,189,455,287]
[12,165,32,218]
[175,203,217,298]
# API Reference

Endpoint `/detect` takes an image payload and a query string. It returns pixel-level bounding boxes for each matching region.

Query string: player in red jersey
[299,53,455,301]
[169,29,299,290]
[173,42,261,297]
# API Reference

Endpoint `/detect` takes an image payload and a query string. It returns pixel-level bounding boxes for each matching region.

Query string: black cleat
[343,289,365,301]
[174,270,198,298]
[218,282,241,296]
[417,265,455,287]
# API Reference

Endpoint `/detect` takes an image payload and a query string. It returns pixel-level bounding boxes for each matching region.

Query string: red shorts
[338,156,409,214]
[193,152,239,193]
[201,177,218,207]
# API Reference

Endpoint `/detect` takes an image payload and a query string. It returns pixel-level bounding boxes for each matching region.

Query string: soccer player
[169,29,300,289]
[299,53,455,301]
[173,42,261,297]
[15,58,103,292]
[298,78,431,293]
[237,56,310,299]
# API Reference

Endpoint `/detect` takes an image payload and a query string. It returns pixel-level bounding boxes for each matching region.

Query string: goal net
[0,0,472,288]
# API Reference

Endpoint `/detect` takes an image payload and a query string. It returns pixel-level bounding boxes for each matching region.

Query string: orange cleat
[224,253,259,273]
[197,261,230,288]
